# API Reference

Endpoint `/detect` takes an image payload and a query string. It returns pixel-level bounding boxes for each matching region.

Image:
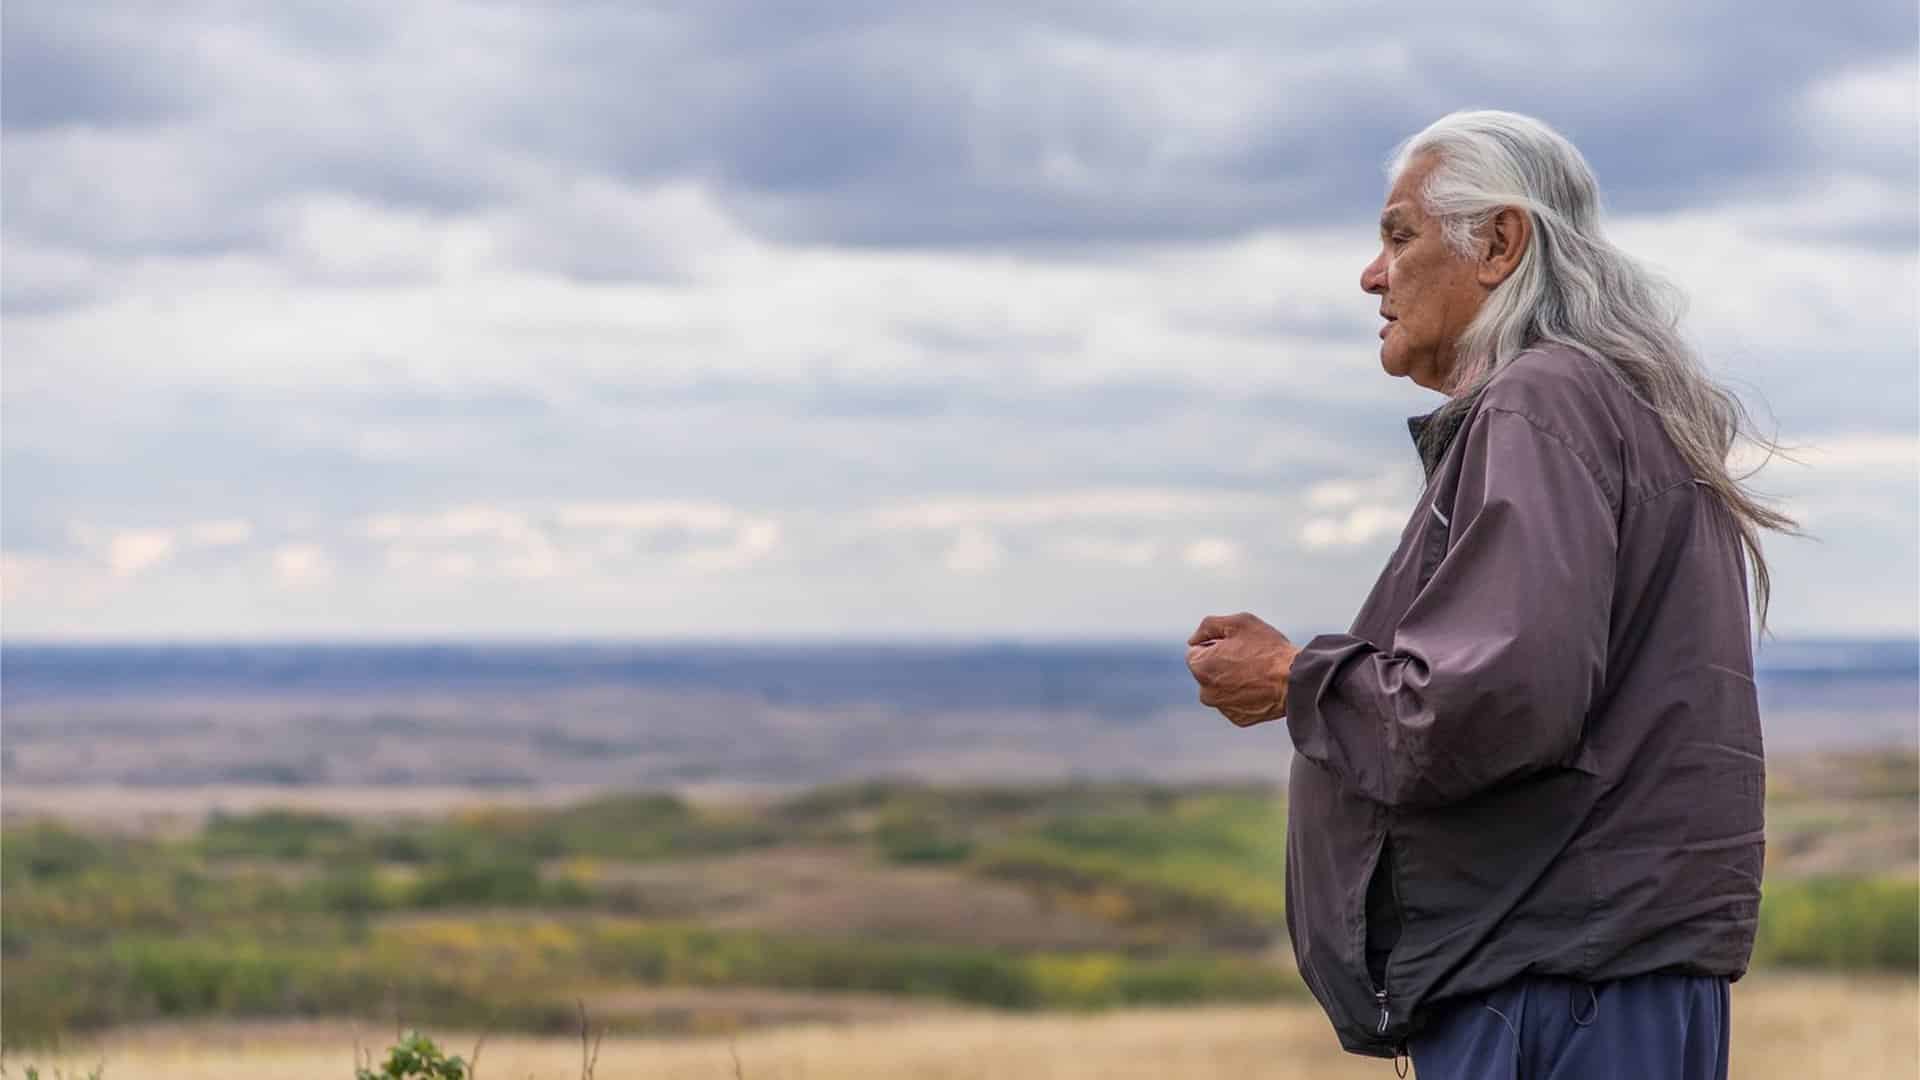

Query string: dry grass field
[10,974,1913,1080]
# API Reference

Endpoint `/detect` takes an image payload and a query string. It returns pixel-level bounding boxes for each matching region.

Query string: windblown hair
[1390,109,1799,632]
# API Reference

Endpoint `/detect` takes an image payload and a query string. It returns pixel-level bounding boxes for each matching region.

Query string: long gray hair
[1391,110,1799,633]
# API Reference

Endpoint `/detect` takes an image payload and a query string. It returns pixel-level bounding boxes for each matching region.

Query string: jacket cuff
[1284,632,1365,755]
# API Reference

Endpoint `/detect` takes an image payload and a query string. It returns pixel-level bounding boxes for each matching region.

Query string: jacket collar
[1407,407,1467,478]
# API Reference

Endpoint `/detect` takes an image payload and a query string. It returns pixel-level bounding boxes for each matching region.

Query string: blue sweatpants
[1409,972,1730,1080]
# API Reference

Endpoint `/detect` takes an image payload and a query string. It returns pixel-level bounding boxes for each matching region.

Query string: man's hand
[1186,612,1301,727]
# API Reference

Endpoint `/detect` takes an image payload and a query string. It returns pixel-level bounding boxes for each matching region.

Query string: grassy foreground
[4,975,1913,1080]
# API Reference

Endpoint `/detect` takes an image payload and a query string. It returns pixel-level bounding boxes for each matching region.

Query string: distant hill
[3,638,1914,705]
[0,641,1912,796]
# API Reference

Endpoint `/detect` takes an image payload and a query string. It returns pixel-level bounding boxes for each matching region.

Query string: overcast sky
[2,1,1915,642]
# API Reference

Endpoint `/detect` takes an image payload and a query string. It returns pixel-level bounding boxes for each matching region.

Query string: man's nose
[1360,252,1387,295]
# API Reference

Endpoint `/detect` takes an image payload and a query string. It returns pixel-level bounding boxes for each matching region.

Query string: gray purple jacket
[1282,342,1766,1057]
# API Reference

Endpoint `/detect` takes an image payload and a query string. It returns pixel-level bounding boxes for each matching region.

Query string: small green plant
[349,1004,602,1080]
[353,1030,470,1080]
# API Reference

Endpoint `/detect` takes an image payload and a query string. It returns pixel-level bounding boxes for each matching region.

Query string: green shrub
[357,793,776,867]
[370,830,435,864]
[0,948,138,1045]
[584,921,1296,1010]
[1,824,109,881]
[407,859,544,908]
[1755,877,1919,971]
[874,813,973,863]
[199,810,355,859]
[119,939,295,1015]
[301,863,397,917]
[972,791,1288,934]
[776,780,914,821]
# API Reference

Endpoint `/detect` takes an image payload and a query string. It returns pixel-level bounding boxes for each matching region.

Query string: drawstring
[1394,1046,1410,1078]
[1571,984,1599,1026]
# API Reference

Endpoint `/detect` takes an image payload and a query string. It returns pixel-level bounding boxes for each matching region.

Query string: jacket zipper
[1368,823,1404,1042]
[1387,826,1409,1046]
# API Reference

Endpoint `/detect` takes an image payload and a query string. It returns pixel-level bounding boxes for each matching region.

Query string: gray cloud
[5,1,1914,260]
[532,1,1920,248]
[0,4,199,131]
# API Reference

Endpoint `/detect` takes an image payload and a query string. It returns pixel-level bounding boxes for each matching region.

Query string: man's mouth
[1379,316,1395,339]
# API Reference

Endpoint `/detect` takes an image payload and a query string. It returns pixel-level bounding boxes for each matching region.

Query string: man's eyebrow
[1379,209,1410,231]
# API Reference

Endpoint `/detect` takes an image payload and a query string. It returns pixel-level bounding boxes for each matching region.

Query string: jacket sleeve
[1284,405,1618,809]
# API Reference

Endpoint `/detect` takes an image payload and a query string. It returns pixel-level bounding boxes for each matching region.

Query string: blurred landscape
[4,639,1913,800]
[1,642,1916,1077]
[5,0,1914,1074]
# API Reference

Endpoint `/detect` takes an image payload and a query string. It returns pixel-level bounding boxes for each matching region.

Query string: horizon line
[3,633,1915,649]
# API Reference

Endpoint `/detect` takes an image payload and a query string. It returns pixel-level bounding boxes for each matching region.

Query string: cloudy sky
[2,1,1915,642]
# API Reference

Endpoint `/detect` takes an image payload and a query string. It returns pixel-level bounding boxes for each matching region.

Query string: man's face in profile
[1359,154,1489,393]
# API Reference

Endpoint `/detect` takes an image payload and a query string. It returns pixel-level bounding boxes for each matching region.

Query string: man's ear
[1476,206,1530,287]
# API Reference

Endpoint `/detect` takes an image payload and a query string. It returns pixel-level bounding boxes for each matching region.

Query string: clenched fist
[1185,612,1301,728]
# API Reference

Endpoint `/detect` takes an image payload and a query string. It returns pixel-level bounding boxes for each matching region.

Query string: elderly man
[1187,111,1791,1078]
